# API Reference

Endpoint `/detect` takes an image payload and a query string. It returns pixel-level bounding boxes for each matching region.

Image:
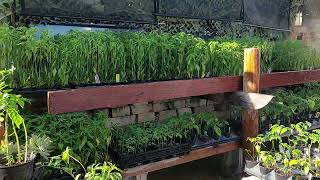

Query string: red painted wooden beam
[260,69,320,89]
[48,76,242,114]
[48,69,320,114]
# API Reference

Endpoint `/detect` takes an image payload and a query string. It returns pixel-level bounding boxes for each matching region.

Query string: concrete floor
[149,150,243,180]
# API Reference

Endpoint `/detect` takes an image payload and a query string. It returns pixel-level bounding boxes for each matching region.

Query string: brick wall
[104,94,232,127]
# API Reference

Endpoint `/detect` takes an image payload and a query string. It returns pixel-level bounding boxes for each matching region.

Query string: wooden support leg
[220,149,243,176]
[242,48,261,156]
[136,173,148,180]
[123,173,148,180]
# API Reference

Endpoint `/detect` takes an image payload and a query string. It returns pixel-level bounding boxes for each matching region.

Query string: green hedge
[0,25,319,89]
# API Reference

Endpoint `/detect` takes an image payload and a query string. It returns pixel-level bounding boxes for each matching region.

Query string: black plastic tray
[191,133,241,150]
[110,143,192,169]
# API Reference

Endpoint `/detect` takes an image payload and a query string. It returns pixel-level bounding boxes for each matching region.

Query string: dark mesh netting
[304,0,320,17]
[20,0,292,31]
[157,0,242,20]
[21,0,155,22]
[243,0,291,30]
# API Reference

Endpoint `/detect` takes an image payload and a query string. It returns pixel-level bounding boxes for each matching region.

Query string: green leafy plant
[46,148,122,180]
[0,68,30,166]
[260,151,277,169]
[249,121,320,178]
[25,112,112,169]
[246,135,264,161]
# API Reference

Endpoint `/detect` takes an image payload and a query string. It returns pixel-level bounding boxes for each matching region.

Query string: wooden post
[242,48,261,154]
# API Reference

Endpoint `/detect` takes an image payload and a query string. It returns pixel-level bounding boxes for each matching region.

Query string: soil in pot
[245,160,259,169]
[275,171,292,180]
[259,164,273,175]
[0,156,36,180]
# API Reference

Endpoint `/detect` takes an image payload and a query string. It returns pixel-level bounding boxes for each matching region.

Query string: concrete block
[137,112,156,122]
[111,106,131,117]
[153,102,169,112]
[106,115,136,127]
[193,106,215,114]
[131,103,152,114]
[207,100,215,106]
[177,108,192,116]
[158,110,177,121]
[186,97,207,108]
[173,99,186,108]
[206,94,225,104]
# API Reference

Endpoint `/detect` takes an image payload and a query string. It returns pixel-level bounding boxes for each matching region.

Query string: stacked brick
[105,94,232,127]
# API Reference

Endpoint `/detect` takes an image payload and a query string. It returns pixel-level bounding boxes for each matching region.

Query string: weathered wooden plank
[260,69,320,89]
[123,142,240,178]
[48,76,242,114]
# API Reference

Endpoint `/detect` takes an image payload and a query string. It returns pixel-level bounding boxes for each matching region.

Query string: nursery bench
[46,48,320,180]
[123,142,240,180]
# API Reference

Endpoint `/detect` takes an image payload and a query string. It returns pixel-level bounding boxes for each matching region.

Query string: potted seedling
[313,159,320,179]
[0,69,35,180]
[245,136,263,169]
[275,158,295,180]
[259,151,276,175]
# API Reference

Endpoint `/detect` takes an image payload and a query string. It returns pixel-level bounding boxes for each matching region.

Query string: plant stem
[11,120,21,162]
[4,115,9,163]
[22,121,28,162]
[70,155,87,174]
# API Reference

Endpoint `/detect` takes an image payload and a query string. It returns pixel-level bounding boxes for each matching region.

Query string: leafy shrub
[24,112,111,167]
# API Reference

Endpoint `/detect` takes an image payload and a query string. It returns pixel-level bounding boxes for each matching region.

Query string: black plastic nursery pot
[0,157,35,180]
[111,143,192,169]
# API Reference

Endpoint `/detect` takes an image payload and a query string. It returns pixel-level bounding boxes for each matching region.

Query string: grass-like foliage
[1,24,320,89]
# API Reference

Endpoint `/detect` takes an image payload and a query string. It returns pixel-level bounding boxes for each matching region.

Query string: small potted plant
[275,156,295,180]
[245,136,263,169]
[259,151,276,175]
[0,69,35,180]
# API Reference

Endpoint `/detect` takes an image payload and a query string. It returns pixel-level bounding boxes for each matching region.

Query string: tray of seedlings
[110,115,194,169]
[245,122,320,180]
[110,112,239,169]
[260,86,320,135]
[190,113,240,150]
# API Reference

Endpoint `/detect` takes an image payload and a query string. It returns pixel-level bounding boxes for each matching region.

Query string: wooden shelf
[123,141,240,178]
[47,70,320,114]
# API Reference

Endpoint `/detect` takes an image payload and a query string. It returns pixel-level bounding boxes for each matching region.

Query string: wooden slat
[48,69,320,115]
[48,76,242,114]
[123,142,240,178]
[261,69,320,89]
